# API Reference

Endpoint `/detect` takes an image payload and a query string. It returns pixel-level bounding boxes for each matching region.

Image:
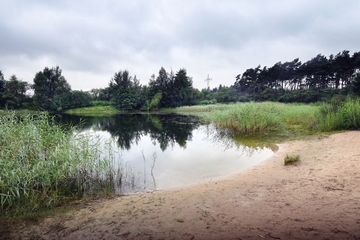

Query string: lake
[58,113,276,194]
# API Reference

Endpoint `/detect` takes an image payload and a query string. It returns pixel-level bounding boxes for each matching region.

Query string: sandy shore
[5,131,360,240]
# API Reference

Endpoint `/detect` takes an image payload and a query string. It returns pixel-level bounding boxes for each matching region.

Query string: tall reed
[317,97,360,131]
[0,111,117,215]
[200,102,318,135]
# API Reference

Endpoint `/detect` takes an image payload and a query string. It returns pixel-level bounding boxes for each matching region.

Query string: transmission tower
[204,74,212,89]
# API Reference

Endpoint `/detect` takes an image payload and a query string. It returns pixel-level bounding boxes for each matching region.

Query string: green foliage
[260,88,279,101]
[33,66,72,112]
[148,92,162,110]
[0,70,6,108]
[66,90,92,109]
[233,50,360,104]
[199,100,213,105]
[284,154,300,165]
[149,68,194,108]
[64,105,119,116]
[176,102,318,136]
[0,111,117,214]
[316,97,360,131]
[0,74,30,109]
[3,49,360,112]
[237,95,251,102]
[176,98,360,135]
[214,86,238,103]
[108,71,146,111]
[203,102,284,134]
[91,100,111,106]
[350,74,360,95]
[89,88,111,101]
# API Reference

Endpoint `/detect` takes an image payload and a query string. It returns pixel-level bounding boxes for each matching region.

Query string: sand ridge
[7,131,360,239]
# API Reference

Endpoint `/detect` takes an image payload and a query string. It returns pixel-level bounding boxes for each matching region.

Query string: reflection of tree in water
[202,124,277,156]
[147,114,201,151]
[58,113,202,151]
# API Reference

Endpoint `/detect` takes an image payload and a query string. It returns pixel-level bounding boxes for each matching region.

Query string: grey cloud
[0,0,359,90]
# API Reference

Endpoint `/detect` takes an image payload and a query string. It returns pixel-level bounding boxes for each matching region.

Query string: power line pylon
[204,74,212,89]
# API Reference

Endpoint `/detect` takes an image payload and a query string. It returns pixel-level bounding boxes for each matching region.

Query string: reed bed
[175,99,360,135]
[175,102,319,135]
[167,104,233,113]
[0,111,117,215]
[316,97,360,131]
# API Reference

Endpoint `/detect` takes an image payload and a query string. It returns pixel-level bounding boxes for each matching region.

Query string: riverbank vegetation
[316,97,360,131]
[172,102,318,138]
[2,98,360,217]
[172,97,360,137]
[64,105,119,116]
[0,112,117,216]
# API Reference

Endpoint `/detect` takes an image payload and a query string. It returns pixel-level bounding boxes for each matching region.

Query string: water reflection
[58,114,276,194]
[59,114,201,151]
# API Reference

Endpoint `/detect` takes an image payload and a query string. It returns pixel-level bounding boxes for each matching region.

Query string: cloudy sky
[0,0,359,91]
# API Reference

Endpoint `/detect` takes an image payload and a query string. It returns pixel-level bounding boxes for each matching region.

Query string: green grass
[171,102,319,137]
[64,105,120,116]
[0,111,117,216]
[167,98,360,137]
[163,104,233,113]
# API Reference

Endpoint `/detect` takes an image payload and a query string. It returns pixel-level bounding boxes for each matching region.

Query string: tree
[64,91,92,109]
[0,70,6,108]
[149,67,195,108]
[215,86,238,103]
[33,66,71,111]
[109,70,144,110]
[172,69,193,107]
[149,67,171,107]
[232,50,360,103]
[350,74,360,95]
[3,75,29,108]
[234,66,261,94]
[334,50,354,89]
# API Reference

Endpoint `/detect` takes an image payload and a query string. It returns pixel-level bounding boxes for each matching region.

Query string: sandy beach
[4,131,360,240]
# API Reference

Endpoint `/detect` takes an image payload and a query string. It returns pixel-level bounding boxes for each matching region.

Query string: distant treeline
[1,50,360,111]
[233,50,360,102]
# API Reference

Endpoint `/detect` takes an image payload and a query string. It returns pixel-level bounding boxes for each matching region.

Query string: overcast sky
[0,0,359,91]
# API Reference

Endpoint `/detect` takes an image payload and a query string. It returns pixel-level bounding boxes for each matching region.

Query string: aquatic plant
[316,97,360,131]
[0,111,117,215]
[188,102,318,135]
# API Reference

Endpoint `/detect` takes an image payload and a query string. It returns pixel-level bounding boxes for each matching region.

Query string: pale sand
[7,131,360,239]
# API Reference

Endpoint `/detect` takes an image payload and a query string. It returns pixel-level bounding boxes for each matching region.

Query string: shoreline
[7,131,360,240]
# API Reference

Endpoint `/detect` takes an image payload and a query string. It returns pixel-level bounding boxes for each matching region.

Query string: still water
[58,114,276,194]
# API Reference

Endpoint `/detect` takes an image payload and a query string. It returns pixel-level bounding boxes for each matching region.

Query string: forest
[1,50,360,112]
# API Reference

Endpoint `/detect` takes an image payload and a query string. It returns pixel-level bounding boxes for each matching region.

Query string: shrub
[284,154,300,165]
[91,100,111,106]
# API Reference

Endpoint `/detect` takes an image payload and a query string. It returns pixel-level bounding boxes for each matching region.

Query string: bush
[237,95,251,102]
[91,100,111,106]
